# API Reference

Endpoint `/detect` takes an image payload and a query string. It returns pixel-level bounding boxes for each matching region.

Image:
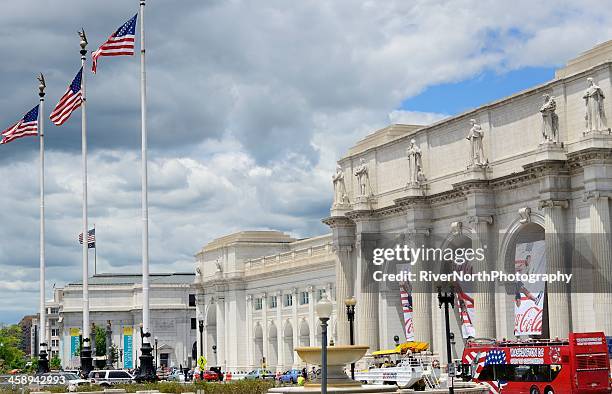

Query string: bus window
[495,365,561,383]
[478,365,495,381]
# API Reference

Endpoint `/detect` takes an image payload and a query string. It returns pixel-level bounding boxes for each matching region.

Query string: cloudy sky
[1,0,612,324]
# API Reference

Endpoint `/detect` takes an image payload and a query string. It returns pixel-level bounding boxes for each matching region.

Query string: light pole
[344,296,356,380]
[105,321,113,369]
[135,323,155,381]
[154,337,158,370]
[316,294,333,394]
[198,320,204,381]
[438,287,455,394]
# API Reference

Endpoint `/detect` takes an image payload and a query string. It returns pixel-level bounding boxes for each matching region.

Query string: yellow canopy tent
[371,341,429,356]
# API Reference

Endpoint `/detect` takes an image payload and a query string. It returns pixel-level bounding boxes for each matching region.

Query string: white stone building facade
[194,231,336,372]
[54,273,197,369]
[195,41,612,371]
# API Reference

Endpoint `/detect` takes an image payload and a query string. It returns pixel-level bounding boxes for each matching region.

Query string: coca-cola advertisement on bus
[514,240,546,336]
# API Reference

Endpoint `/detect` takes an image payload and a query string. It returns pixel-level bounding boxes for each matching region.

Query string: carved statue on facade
[354,158,370,197]
[332,165,349,206]
[406,139,424,186]
[466,119,486,167]
[583,77,608,133]
[540,93,559,143]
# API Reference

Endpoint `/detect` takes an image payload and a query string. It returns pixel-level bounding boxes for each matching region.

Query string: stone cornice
[567,147,612,168]
[538,199,569,209]
[393,195,431,208]
[488,171,538,191]
[452,179,492,195]
[374,204,406,218]
[583,190,612,202]
[321,215,355,228]
[523,159,568,177]
[345,209,376,221]
[428,189,466,205]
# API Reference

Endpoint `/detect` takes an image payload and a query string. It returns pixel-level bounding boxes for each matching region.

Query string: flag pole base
[135,342,156,382]
[80,344,93,378]
[37,346,50,374]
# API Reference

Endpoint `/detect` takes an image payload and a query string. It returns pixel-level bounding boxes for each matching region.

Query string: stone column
[322,216,355,345]
[261,293,268,367]
[246,295,254,368]
[276,291,283,370]
[307,286,315,346]
[407,229,432,345]
[216,295,226,368]
[291,290,298,367]
[540,199,570,338]
[587,193,612,335]
[356,233,379,353]
[469,215,496,339]
[334,246,352,344]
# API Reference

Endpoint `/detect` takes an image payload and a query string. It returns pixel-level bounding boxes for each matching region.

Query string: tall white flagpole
[38,73,50,373]
[137,0,155,381]
[140,0,150,340]
[78,29,93,375]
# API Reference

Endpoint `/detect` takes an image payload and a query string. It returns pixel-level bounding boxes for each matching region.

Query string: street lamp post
[344,296,356,380]
[154,337,158,370]
[105,321,113,369]
[135,323,155,382]
[198,320,204,381]
[316,294,333,394]
[438,287,455,394]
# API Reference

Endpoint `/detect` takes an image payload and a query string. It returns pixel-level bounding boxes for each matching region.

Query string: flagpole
[78,29,93,377]
[93,224,97,276]
[37,74,50,374]
[136,0,155,382]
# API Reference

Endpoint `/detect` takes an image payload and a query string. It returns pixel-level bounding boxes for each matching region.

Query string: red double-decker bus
[460,332,611,394]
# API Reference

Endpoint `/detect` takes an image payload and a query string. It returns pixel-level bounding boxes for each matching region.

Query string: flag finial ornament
[37,73,46,97]
[79,28,88,50]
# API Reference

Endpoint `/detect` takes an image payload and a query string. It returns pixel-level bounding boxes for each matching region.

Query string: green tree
[50,354,61,370]
[94,325,106,357]
[0,325,26,372]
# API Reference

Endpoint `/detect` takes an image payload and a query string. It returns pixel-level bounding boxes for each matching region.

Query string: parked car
[193,370,221,382]
[278,369,301,384]
[166,369,186,382]
[88,369,135,386]
[244,368,275,380]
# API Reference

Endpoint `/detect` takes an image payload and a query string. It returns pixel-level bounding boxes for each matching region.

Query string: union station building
[194,41,612,373]
[49,41,612,372]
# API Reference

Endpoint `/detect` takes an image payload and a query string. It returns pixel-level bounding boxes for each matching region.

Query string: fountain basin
[295,345,368,388]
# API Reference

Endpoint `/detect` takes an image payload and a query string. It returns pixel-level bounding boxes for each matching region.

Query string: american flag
[475,350,507,394]
[1,105,39,145]
[92,14,137,73]
[78,228,96,248]
[50,68,83,126]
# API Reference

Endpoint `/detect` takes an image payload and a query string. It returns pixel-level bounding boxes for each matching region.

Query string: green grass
[0,380,277,394]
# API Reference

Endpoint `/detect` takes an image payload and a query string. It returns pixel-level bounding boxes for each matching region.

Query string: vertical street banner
[123,326,133,369]
[514,240,546,336]
[397,263,415,341]
[454,262,476,338]
[70,328,80,362]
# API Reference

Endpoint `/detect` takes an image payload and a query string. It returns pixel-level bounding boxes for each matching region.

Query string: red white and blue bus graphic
[461,332,611,393]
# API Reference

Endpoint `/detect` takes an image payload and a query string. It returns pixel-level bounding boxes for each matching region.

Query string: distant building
[18,315,35,356]
[51,273,197,369]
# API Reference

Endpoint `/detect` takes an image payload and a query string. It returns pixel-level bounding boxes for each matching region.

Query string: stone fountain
[268,345,396,393]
